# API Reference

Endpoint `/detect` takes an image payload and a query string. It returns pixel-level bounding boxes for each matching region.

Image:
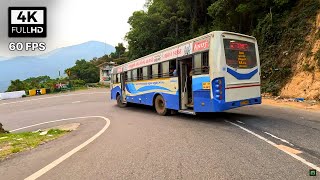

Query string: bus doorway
[179,57,193,110]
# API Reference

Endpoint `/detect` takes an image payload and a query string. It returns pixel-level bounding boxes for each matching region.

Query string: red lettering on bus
[193,39,209,52]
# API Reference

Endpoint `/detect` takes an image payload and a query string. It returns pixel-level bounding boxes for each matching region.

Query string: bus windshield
[223,39,257,69]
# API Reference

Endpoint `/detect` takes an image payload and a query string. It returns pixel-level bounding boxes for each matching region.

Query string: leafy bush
[70,79,86,87]
[66,59,99,83]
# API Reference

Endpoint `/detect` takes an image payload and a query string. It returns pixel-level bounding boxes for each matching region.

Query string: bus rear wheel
[116,95,127,108]
[155,95,169,116]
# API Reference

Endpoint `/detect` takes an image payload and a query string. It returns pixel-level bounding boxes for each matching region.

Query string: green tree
[6,79,26,92]
[110,43,126,58]
[67,59,99,83]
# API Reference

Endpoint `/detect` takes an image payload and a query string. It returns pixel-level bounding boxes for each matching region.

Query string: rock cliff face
[280,12,320,100]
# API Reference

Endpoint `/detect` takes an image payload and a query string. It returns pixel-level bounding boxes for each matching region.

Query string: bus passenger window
[152,64,158,78]
[127,71,132,82]
[194,54,202,75]
[169,60,177,77]
[158,63,162,78]
[162,61,169,78]
[143,67,148,80]
[132,69,137,81]
[117,74,120,83]
[137,68,143,80]
[148,66,152,79]
[202,52,209,74]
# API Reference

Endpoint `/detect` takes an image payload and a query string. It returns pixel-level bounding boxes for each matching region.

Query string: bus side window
[152,64,158,79]
[194,54,202,75]
[162,61,169,78]
[143,67,148,80]
[124,72,128,82]
[132,69,137,81]
[127,71,132,82]
[169,60,177,77]
[117,74,120,83]
[158,63,162,78]
[148,66,152,79]
[193,52,209,75]
[114,74,117,83]
[202,52,209,74]
[138,68,143,80]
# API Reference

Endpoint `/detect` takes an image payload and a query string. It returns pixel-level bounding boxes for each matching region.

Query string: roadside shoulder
[262,98,320,113]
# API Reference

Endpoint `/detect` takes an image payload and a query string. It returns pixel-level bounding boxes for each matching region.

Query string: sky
[0,0,146,57]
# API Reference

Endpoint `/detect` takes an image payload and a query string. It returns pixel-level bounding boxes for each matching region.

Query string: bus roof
[112,31,255,74]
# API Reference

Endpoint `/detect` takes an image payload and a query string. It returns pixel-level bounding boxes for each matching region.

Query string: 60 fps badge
[8,7,47,37]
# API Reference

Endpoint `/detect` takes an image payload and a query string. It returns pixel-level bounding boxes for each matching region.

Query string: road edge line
[17,116,111,180]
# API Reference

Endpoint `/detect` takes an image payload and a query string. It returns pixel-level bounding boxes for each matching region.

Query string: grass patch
[0,129,68,159]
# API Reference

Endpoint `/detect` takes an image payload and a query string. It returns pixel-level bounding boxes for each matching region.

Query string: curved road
[0,88,319,179]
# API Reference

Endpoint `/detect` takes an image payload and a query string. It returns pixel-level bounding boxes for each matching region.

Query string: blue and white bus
[111,31,261,115]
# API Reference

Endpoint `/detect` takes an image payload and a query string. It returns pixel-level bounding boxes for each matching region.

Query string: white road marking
[264,131,295,146]
[0,92,109,106]
[236,120,245,124]
[71,101,81,104]
[225,120,320,172]
[9,116,110,180]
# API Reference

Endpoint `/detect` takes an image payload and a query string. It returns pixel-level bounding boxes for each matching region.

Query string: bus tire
[116,94,127,108]
[154,95,169,116]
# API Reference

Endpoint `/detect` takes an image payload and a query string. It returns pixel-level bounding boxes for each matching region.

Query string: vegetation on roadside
[6,43,127,93]
[65,59,100,84]
[7,76,64,93]
[6,76,86,94]
[124,0,320,96]
[0,129,69,159]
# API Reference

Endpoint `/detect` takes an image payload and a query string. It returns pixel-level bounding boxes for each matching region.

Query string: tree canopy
[125,0,319,94]
[66,59,99,83]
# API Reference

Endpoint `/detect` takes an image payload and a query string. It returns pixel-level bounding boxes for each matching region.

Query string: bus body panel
[192,75,212,112]
[111,83,121,100]
[219,32,261,103]
[124,78,180,110]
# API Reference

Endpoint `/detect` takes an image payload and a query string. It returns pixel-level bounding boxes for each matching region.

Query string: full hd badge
[8,7,47,37]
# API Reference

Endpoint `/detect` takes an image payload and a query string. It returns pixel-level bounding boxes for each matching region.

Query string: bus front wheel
[116,95,127,108]
[155,95,169,116]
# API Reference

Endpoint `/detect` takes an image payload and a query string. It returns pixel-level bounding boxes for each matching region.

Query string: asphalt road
[0,88,319,180]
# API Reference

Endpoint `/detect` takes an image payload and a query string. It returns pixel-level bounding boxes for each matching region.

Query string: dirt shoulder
[262,97,320,112]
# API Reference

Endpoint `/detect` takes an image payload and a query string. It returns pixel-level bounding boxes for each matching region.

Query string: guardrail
[0,91,26,100]
[28,88,51,96]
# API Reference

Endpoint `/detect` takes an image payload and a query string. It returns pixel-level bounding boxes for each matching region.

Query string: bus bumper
[193,95,261,112]
[212,97,262,112]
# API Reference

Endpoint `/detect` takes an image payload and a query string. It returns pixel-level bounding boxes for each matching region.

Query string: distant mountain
[0,41,115,92]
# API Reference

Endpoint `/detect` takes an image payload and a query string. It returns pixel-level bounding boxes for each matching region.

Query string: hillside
[279,12,320,99]
[0,41,115,92]
[125,0,320,100]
